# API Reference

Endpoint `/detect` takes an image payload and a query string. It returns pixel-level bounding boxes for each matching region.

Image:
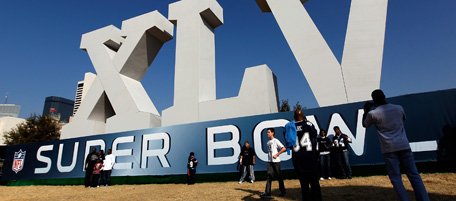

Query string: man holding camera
[362,89,429,201]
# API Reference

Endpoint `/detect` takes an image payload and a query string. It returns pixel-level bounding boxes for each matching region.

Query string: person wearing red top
[90,159,103,188]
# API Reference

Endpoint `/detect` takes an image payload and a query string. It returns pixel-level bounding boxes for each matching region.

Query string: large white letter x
[61,11,174,139]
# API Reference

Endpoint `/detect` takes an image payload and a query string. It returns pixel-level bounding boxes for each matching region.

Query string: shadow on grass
[236,186,456,201]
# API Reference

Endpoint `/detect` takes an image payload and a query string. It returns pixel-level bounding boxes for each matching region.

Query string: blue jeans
[319,154,331,178]
[335,151,352,178]
[383,149,430,201]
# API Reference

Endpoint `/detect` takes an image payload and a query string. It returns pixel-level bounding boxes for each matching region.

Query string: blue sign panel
[3,89,456,181]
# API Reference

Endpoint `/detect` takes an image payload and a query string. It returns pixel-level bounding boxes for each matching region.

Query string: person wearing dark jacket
[291,109,322,201]
[84,148,98,187]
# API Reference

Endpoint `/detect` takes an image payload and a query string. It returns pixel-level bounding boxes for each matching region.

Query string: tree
[293,101,303,111]
[3,114,61,145]
[279,99,291,112]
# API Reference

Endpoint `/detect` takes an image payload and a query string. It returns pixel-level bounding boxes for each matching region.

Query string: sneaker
[320,177,324,180]
[260,193,272,199]
[328,177,332,180]
[279,193,287,197]
[250,180,254,183]
[348,177,352,179]
[89,187,94,188]
[97,185,100,187]
[238,181,243,184]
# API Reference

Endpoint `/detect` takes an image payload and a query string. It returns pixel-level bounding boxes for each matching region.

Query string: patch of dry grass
[0,173,454,201]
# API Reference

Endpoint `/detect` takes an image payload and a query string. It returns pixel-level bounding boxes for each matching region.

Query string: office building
[73,72,96,116]
[0,116,26,145]
[0,104,20,118]
[42,96,74,122]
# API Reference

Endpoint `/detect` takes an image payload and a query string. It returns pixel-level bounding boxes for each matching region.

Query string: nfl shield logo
[12,149,26,174]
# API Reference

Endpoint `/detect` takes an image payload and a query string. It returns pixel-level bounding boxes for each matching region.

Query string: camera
[364,102,374,111]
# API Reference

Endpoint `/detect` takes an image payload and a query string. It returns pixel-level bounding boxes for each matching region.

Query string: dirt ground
[0,173,455,201]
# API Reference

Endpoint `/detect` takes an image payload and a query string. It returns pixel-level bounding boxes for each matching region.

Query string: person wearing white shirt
[102,149,115,187]
[260,128,287,199]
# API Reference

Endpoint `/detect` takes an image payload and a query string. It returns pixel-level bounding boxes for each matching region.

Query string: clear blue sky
[1,0,455,119]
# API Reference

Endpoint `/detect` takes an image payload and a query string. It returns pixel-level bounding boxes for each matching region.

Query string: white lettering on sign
[29,109,438,176]
[112,136,135,169]
[207,125,241,165]
[34,145,53,174]
[57,142,79,173]
[141,133,171,168]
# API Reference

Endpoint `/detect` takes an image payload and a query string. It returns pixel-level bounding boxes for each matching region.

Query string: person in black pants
[332,126,353,179]
[90,158,103,188]
[102,149,114,187]
[291,109,322,201]
[187,152,198,185]
[84,148,98,187]
[260,128,287,199]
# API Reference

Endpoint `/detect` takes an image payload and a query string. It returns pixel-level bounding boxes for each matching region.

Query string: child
[260,128,286,198]
[91,158,103,188]
[187,152,198,185]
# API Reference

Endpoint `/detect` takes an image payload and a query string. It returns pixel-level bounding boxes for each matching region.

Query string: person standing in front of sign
[332,126,353,179]
[102,149,115,187]
[85,148,98,187]
[187,152,198,185]
[239,141,256,184]
[363,89,430,201]
[317,129,332,181]
[291,109,322,201]
[97,149,105,187]
[260,128,287,199]
[90,158,103,188]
